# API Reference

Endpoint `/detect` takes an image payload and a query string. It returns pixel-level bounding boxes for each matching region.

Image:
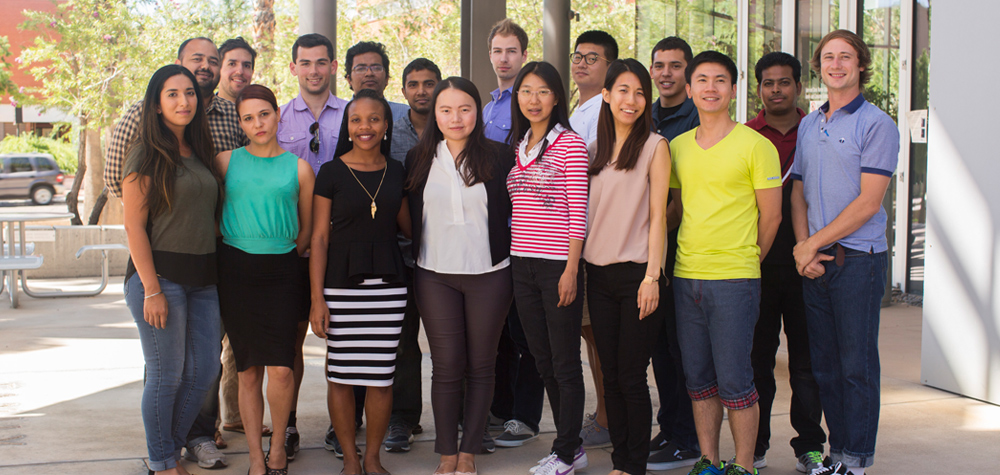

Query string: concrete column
[461,0,507,105]
[543,0,571,94]
[299,0,338,96]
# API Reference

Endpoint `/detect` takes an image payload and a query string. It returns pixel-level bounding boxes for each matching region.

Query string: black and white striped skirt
[324,278,407,387]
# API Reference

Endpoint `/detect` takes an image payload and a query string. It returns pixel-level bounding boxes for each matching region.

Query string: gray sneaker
[495,419,539,447]
[183,440,227,469]
[579,417,611,448]
[796,451,824,473]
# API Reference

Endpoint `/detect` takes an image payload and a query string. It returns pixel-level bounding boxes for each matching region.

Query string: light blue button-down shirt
[483,87,514,144]
[278,93,349,174]
[790,94,899,253]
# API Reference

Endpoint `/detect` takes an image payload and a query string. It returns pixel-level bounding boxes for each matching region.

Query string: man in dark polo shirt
[745,52,826,474]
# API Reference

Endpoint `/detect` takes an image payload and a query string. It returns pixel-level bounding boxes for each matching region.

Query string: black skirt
[218,243,307,371]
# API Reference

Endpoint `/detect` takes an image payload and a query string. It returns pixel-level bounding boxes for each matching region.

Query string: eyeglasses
[570,52,610,65]
[352,64,385,75]
[518,88,553,99]
[309,122,320,153]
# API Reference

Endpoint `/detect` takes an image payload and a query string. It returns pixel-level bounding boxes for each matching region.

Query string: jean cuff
[147,458,178,472]
[687,382,719,401]
[720,386,759,410]
[839,449,875,468]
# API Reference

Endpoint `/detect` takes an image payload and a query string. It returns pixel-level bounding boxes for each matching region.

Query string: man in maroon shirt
[744,52,827,474]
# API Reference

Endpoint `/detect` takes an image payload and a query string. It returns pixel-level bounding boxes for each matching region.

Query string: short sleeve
[789,136,803,181]
[750,137,782,189]
[122,145,146,178]
[314,160,338,199]
[860,112,900,177]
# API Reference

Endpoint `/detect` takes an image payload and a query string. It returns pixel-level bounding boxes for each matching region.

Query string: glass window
[797,0,840,112]
[907,0,930,294]
[36,158,54,171]
[862,0,899,121]
[747,0,785,117]
[6,157,32,173]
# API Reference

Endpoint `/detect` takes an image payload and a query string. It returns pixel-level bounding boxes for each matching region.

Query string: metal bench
[0,255,43,307]
[2,243,35,255]
[20,244,128,299]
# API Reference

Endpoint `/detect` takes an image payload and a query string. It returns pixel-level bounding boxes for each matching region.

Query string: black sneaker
[324,425,344,458]
[383,422,414,452]
[647,441,699,470]
[649,430,670,453]
[285,427,300,461]
[808,457,849,475]
[481,428,496,454]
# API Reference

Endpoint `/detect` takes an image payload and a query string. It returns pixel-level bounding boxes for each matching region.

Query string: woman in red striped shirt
[505,61,590,475]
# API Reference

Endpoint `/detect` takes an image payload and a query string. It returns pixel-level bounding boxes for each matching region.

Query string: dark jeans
[803,249,886,469]
[391,268,422,427]
[512,257,585,464]
[491,296,545,432]
[587,262,664,475]
[650,279,699,452]
[752,264,825,457]
[415,266,513,455]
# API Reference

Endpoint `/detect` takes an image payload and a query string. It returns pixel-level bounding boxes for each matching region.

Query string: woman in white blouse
[404,77,515,475]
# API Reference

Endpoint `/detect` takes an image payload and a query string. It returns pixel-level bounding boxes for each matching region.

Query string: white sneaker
[529,448,587,474]
[184,440,227,469]
[533,455,574,475]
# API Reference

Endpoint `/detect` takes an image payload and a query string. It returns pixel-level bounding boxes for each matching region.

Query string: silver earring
[348,136,352,142]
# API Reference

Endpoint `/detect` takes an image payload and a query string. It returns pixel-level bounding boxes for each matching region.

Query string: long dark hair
[591,59,653,175]
[126,64,218,218]
[506,61,572,149]
[405,77,498,191]
[332,88,393,160]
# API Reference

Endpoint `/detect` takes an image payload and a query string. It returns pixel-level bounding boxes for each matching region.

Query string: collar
[577,93,603,112]
[518,123,566,165]
[490,87,513,102]
[292,92,342,112]
[746,108,806,133]
[818,93,866,114]
[206,95,225,114]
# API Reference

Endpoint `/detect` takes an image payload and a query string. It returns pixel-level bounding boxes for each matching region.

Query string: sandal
[223,422,273,436]
[214,429,228,449]
[265,453,289,475]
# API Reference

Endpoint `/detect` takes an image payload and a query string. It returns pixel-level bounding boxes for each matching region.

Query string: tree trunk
[252,0,277,87]
[82,127,104,222]
[66,125,87,225]
[88,188,108,225]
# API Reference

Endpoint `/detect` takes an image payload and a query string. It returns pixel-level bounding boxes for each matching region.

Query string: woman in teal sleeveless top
[215,84,315,475]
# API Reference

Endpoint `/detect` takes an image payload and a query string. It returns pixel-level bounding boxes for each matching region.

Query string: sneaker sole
[196,459,227,469]
[495,435,539,447]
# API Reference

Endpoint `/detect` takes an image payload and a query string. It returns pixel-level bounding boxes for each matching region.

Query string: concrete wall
[21,225,128,279]
[921,0,1000,405]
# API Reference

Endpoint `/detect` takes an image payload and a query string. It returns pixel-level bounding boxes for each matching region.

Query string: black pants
[512,257,585,464]
[391,267,422,427]
[752,264,826,457]
[650,274,699,451]
[491,297,545,432]
[415,266,513,455]
[587,262,664,475]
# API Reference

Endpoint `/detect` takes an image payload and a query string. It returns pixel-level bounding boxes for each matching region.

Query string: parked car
[0,153,65,205]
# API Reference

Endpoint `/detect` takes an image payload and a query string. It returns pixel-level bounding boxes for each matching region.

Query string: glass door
[905,0,930,294]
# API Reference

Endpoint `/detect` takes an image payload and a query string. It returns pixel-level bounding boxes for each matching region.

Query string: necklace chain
[345,162,387,219]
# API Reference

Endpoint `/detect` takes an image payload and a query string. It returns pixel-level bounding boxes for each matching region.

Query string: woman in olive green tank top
[215,85,315,475]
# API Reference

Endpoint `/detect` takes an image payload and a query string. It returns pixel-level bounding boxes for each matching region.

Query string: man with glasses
[277,33,348,460]
[344,41,409,121]
[569,30,617,146]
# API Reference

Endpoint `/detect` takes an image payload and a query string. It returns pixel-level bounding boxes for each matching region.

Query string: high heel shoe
[265,453,289,475]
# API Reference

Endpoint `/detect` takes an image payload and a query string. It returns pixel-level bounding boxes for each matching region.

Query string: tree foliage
[0,37,17,99]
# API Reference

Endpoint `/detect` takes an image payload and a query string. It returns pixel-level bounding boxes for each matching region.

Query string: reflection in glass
[797,0,840,112]
[907,0,930,294]
[747,0,784,117]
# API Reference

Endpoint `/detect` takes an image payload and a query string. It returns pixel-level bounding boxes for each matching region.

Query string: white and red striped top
[506,126,589,260]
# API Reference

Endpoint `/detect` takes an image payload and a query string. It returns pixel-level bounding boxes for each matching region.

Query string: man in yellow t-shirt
[667,51,782,475]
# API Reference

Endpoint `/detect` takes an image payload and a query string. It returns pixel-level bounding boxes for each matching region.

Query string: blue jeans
[125,274,222,471]
[803,249,886,468]
[673,277,760,410]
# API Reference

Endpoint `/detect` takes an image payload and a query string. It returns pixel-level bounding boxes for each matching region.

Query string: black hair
[507,61,572,148]
[402,58,442,83]
[292,33,334,62]
[218,37,257,69]
[345,41,391,82]
[574,30,619,61]
[754,51,802,83]
[332,89,393,160]
[177,37,215,60]
[591,59,653,175]
[685,50,738,85]
[651,36,693,64]
[405,77,499,191]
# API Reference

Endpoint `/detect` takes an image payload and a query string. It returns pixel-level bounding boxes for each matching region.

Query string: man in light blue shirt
[344,41,409,121]
[789,30,899,475]
[483,19,528,144]
[569,30,617,146]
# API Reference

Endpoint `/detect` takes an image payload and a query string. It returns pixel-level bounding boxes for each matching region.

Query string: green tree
[0,36,18,99]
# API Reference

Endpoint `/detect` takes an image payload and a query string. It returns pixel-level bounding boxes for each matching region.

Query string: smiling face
[686,62,736,115]
[820,38,863,94]
[237,98,279,146]
[349,52,389,95]
[291,45,335,96]
[757,65,802,116]
[219,48,254,102]
[177,39,220,96]
[347,98,388,152]
[158,74,199,132]
[434,87,478,144]
[490,35,527,84]
[517,73,556,127]
[650,48,688,106]
[602,71,646,127]
[403,69,439,115]
[571,43,610,92]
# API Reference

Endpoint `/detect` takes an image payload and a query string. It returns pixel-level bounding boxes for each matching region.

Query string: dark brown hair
[236,84,278,113]
[405,77,498,190]
[507,62,571,149]
[126,65,219,219]
[487,19,529,52]
[591,59,653,175]
[810,29,872,87]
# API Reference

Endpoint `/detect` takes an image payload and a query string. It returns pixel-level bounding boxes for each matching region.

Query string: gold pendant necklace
[345,161,387,219]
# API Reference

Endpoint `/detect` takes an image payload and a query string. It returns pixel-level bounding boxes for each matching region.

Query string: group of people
[107,18,897,475]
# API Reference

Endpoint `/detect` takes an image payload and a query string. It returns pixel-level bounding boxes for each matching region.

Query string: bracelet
[144,291,163,300]
[642,274,658,284]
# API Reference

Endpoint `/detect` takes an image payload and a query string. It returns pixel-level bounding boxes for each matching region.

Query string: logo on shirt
[766,176,780,181]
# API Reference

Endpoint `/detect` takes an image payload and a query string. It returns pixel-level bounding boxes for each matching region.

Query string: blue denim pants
[803,248,886,469]
[673,277,761,410]
[125,274,222,471]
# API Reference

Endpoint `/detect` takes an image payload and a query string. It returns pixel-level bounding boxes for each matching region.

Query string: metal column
[543,0,571,94]
[462,0,508,105]
[299,0,338,95]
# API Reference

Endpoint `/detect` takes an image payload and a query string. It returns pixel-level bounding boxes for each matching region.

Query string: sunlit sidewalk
[0,277,996,474]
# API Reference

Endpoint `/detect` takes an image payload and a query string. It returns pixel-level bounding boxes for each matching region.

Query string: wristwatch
[642,274,658,285]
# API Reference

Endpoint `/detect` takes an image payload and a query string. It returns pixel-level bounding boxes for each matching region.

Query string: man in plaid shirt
[104,37,249,199]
